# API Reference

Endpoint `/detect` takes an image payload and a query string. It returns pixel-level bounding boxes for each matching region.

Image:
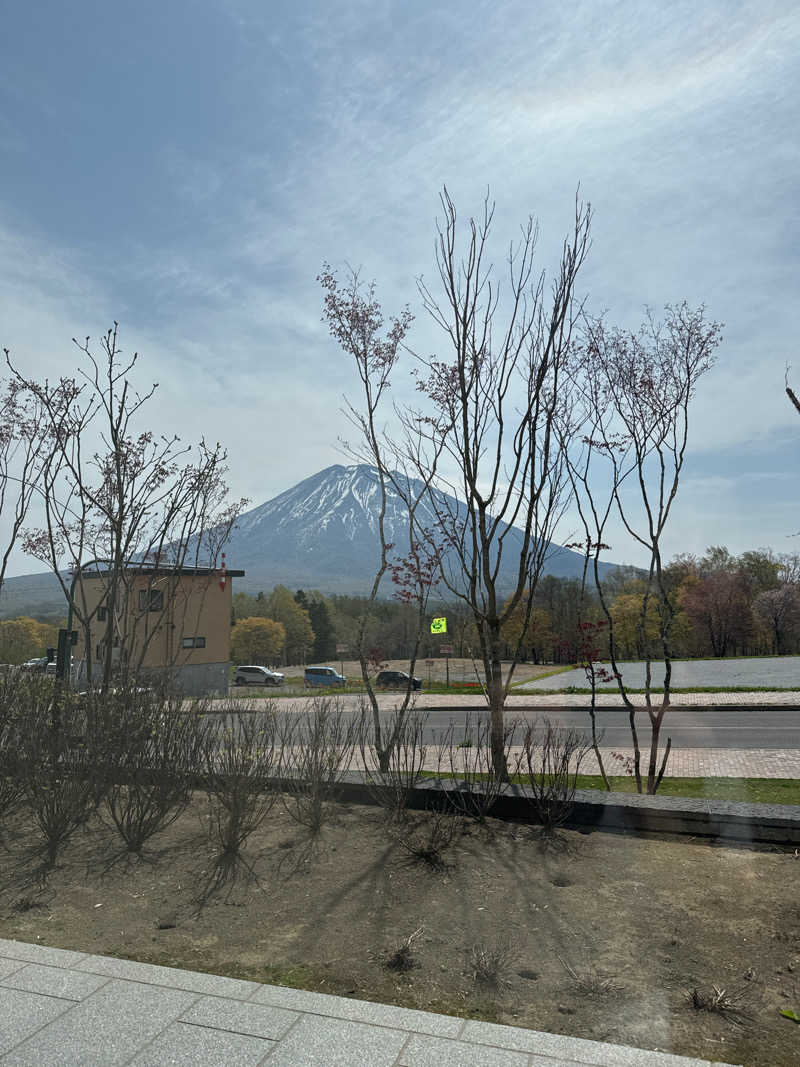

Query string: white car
[233,665,285,687]
[21,657,49,672]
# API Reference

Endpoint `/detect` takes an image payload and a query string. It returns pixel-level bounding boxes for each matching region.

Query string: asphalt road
[413,707,800,749]
[209,704,800,750]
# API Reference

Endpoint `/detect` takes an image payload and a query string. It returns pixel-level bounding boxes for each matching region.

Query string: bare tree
[753,585,800,655]
[319,267,447,771]
[404,189,591,777]
[8,325,246,690]
[565,305,722,793]
[0,372,55,599]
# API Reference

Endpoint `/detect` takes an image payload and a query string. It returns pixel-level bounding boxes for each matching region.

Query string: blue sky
[1,0,798,575]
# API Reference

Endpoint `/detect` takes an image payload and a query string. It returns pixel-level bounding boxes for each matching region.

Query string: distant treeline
[231,546,800,666]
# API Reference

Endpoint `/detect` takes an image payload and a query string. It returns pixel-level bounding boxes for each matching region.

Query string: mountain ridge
[0,463,619,615]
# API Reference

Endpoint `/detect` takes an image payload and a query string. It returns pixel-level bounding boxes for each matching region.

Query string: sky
[0,0,798,577]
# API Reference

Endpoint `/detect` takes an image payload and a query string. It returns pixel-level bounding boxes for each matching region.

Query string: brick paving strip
[413,747,800,779]
[365,690,800,779]
[0,939,734,1066]
[419,690,800,708]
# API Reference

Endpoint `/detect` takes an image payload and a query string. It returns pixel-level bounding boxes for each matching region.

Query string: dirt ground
[1,797,798,1067]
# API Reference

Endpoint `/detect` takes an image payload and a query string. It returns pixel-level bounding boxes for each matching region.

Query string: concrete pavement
[0,939,735,1066]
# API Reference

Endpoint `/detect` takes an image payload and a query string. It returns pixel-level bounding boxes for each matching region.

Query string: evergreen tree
[308,597,336,661]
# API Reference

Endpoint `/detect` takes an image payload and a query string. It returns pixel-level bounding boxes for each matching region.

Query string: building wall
[75,571,233,691]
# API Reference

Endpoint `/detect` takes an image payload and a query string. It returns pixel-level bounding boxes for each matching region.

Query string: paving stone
[0,958,26,981]
[179,995,298,1039]
[0,938,88,969]
[127,1021,273,1066]
[1,962,110,1001]
[248,983,463,1037]
[1,978,197,1066]
[397,1033,531,1066]
[75,953,258,999]
[459,1020,733,1066]
[0,987,74,1055]
[263,1013,407,1066]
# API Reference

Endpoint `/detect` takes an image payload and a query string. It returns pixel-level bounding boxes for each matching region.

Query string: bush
[392,806,462,870]
[437,712,519,823]
[514,717,591,837]
[0,670,26,825]
[281,696,358,834]
[94,685,208,855]
[469,939,514,988]
[14,678,99,867]
[359,706,428,822]
[202,703,285,880]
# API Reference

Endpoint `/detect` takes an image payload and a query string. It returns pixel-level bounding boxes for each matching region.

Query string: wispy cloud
[0,0,797,574]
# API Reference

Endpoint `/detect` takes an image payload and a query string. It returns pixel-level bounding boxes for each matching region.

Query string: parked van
[304,666,346,688]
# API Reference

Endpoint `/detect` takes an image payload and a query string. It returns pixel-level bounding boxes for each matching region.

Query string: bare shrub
[202,704,285,882]
[385,925,424,973]
[515,717,591,837]
[16,678,99,868]
[96,686,208,855]
[470,939,515,988]
[359,705,428,822]
[281,697,358,834]
[686,984,753,1027]
[558,954,620,998]
[0,670,26,824]
[439,713,519,823]
[393,806,462,870]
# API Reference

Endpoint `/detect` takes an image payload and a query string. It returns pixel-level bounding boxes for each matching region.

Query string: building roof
[76,565,245,578]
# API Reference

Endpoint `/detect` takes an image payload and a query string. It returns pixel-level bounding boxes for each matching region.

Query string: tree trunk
[485,630,508,781]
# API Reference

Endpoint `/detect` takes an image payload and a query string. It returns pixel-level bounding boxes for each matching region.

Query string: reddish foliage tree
[681,570,754,658]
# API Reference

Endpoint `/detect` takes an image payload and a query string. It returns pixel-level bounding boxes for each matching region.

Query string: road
[413,707,800,749]
[209,702,800,751]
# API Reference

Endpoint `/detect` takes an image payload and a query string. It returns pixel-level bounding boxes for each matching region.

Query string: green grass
[574,775,800,805]
[420,770,800,806]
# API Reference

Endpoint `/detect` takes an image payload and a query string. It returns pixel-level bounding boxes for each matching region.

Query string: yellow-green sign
[430,617,447,634]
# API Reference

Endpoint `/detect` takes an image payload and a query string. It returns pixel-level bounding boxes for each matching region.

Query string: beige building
[74,564,245,695]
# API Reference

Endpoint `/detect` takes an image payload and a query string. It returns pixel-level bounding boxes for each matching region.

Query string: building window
[97,606,107,622]
[139,588,164,612]
[182,636,206,649]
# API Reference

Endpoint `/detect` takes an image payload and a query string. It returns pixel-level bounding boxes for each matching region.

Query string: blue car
[304,666,347,688]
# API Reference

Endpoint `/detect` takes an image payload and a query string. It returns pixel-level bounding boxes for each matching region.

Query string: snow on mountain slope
[0,464,620,612]
[224,464,614,595]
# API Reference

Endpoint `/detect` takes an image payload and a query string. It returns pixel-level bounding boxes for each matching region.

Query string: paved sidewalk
[228,690,800,709]
[0,939,733,1066]
[576,746,800,778]
[437,690,800,708]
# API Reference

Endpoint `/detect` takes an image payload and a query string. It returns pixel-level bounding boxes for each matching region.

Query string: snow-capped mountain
[226,464,614,595]
[0,464,618,614]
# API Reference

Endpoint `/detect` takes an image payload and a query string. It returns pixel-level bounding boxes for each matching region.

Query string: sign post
[55,628,78,682]
[336,644,348,679]
[424,658,434,685]
[439,644,453,686]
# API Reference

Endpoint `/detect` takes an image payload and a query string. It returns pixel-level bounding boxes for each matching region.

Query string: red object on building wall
[219,552,227,591]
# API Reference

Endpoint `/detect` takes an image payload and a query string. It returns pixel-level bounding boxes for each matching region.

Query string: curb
[329,772,800,845]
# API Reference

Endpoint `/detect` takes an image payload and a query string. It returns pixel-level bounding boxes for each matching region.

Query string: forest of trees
[5,544,797,670]
[0,616,61,665]
[226,546,800,667]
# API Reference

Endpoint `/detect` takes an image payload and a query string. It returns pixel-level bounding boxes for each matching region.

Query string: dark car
[375,670,422,691]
